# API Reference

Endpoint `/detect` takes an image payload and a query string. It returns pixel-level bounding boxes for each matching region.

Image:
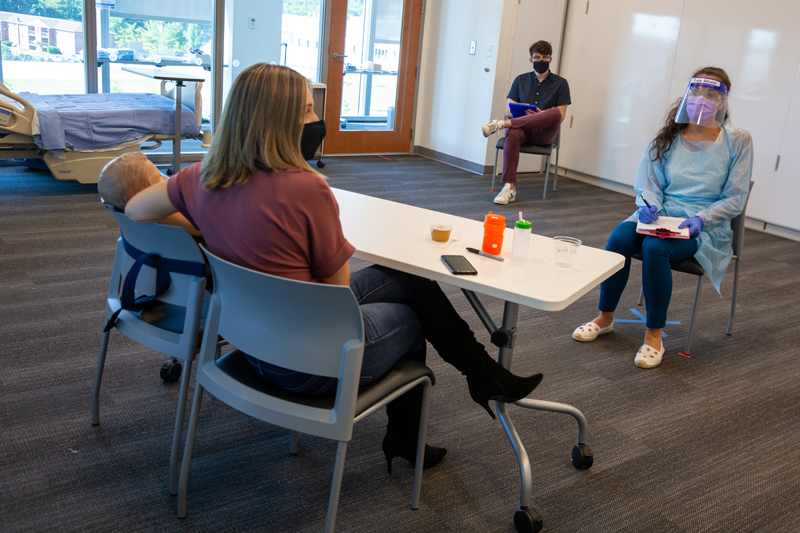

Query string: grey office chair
[491,128,561,200]
[177,247,435,532]
[635,181,754,354]
[93,206,212,496]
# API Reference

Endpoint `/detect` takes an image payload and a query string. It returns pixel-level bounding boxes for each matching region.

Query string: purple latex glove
[679,215,704,237]
[638,205,659,224]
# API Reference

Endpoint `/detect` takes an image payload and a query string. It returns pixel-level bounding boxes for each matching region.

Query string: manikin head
[98,152,164,210]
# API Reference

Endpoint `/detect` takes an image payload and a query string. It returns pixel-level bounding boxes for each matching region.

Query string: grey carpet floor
[1,156,798,532]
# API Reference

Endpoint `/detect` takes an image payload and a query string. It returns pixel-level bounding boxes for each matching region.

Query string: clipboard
[509,103,538,118]
[636,217,690,239]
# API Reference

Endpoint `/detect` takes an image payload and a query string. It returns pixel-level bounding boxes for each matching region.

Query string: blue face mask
[686,96,718,123]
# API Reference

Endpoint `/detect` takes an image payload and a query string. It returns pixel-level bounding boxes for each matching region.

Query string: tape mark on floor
[613,308,680,338]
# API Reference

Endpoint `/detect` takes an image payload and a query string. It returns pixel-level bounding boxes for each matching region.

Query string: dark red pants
[501,107,562,184]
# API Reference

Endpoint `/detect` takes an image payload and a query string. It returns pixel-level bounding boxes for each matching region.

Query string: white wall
[666,0,800,224]
[559,0,684,183]
[558,0,800,234]
[414,0,506,168]
[224,0,282,94]
[414,0,567,171]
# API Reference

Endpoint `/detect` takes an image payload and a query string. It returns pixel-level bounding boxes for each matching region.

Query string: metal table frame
[461,290,591,532]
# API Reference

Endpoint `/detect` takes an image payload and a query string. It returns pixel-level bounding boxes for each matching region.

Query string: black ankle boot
[382,435,447,473]
[439,343,543,419]
[384,383,447,473]
[463,355,543,419]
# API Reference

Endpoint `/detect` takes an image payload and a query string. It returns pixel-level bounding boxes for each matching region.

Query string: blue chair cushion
[216,350,435,417]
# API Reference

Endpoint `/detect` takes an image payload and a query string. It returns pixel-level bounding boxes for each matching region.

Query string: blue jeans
[599,221,698,329]
[247,266,429,395]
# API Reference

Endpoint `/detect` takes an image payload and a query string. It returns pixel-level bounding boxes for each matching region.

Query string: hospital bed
[0,81,203,184]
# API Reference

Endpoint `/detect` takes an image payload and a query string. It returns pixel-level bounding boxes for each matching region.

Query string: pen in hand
[638,194,659,224]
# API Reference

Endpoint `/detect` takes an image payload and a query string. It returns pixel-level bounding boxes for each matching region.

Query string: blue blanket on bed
[20,92,201,152]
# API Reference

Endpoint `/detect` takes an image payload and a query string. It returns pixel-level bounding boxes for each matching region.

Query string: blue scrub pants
[599,222,698,329]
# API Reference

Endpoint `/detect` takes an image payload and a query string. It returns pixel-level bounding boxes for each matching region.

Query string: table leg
[494,302,532,504]
[172,81,184,175]
[475,297,594,532]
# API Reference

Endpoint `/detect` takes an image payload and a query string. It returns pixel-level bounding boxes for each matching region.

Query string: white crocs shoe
[572,320,614,342]
[494,184,516,205]
[634,342,665,368]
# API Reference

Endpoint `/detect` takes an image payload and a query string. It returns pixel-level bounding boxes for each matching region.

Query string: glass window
[96,1,214,154]
[0,2,86,94]
[339,0,403,131]
[281,0,323,81]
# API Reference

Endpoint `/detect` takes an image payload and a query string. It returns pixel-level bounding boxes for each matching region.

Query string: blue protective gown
[624,123,753,293]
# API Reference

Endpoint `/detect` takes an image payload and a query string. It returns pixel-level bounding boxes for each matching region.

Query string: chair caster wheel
[514,506,543,533]
[160,359,182,383]
[572,443,593,470]
[316,160,325,168]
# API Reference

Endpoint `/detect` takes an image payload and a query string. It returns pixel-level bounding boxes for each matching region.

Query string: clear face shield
[675,77,729,127]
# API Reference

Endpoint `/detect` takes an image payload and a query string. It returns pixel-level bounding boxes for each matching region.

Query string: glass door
[324,0,422,153]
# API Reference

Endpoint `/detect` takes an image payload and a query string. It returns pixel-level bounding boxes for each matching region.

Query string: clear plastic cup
[430,223,453,242]
[553,236,581,267]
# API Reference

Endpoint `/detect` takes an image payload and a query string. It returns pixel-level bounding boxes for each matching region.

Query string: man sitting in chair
[97,153,200,237]
[481,40,571,205]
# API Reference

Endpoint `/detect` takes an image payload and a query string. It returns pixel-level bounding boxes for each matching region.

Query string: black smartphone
[441,255,478,275]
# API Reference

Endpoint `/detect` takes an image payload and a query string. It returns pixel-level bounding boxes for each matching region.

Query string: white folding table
[332,188,624,533]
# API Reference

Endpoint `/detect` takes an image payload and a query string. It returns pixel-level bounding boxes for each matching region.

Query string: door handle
[333,53,348,59]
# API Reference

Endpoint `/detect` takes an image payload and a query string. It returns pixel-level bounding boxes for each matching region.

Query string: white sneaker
[493,185,516,205]
[634,342,666,368]
[481,119,504,137]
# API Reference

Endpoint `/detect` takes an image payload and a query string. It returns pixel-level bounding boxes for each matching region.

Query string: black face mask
[301,120,327,161]
[533,60,550,74]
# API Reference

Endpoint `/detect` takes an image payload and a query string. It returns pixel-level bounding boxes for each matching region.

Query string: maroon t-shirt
[167,163,355,282]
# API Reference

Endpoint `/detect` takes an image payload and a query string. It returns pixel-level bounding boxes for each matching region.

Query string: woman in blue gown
[572,66,753,368]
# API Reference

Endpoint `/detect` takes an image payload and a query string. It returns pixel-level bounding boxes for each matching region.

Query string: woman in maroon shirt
[126,64,542,473]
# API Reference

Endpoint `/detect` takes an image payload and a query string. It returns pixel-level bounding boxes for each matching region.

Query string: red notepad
[636,217,690,239]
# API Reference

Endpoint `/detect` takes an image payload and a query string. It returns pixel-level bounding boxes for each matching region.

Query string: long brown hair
[649,66,732,162]
[201,64,319,190]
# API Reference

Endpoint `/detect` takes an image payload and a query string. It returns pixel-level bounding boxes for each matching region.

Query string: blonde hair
[201,64,319,189]
[97,152,154,209]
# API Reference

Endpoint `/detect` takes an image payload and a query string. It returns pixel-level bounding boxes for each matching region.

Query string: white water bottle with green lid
[512,212,532,262]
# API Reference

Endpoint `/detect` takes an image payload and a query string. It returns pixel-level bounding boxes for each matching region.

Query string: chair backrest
[197,247,365,440]
[200,246,364,380]
[730,180,755,258]
[104,205,208,358]
[108,206,206,307]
